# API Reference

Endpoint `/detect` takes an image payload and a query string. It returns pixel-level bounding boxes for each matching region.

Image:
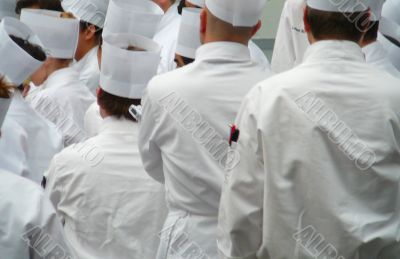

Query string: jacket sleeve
[138,91,165,184]
[217,88,265,259]
[44,156,65,224]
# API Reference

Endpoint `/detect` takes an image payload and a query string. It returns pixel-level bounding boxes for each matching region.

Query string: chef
[138,0,272,257]
[0,17,63,183]
[0,23,74,259]
[218,0,400,258]
[61,0,109,94]
[45,33,167,259]
[361,0,400,77]
[22,9,95,147]
[84,0,165,138]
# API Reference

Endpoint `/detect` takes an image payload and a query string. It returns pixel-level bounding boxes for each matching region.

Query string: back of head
[9,35,46,62]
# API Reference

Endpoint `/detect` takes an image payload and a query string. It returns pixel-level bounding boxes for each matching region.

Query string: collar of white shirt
[100,116,136,134]
[42,67,79,90]
[194,41,251,63]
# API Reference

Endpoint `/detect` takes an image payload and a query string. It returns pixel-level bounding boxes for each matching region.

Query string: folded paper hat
[307,0,369,12]
[176,8,202,59]
[100,34,161,99]
[188,0,205,8]
[0,17,45,85]
[20,9,79,59]
[205,0,267,27]
[382,0,400,26]
[103,0,164,38]
[62,0,109,28]
[379,16,400,44]
[0,0,17,20]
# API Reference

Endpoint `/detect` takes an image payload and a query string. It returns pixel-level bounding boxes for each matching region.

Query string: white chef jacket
[271,0,309,73]
[249,40,271,70]
[27,67,95,147]
[218,40,400,259]
[72,45,100,95]
[378,33,400,72]
[139,41,272,258]
[0,169,75,259]
[0,91,63,183]
[45,117,167,259]
[84,102,102,137]
[363,41,400,78]
[154,2,181,74]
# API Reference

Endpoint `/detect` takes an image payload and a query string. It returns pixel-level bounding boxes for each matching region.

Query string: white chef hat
[382,0,400,26]
[0,97,12,129]
[103,0,164,38]
[379,17,400,43]
[62,0,109,28]
[307,0,369,12]
[0,0,17,20]
[368,0,386,21]
[188,0,205,8]
[0,17,45,85]
[20,9,79,59]
[100,34,161,99]
[205,0,267,27]
[176,8,202,59]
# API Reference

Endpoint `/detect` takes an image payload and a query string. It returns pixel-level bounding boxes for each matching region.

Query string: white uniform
[0,169,74,259]
[363,41,400,78]
[72,46,100,95]
[0,91,63,183]
[271,0,308,73]
[139,42,271,258]
[378,33,400,71]
[218,40,400,258]
[84,102,102,137]
[249,40,271,70]
[45,117,167,259]
[27,67,95,147]
[154,2,181,73]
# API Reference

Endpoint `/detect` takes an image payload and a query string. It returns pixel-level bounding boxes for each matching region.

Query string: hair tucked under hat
[0,76,13,98]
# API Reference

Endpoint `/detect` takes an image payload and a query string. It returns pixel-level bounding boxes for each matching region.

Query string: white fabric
[271,0,309,73]
[100,34,161,99]
[0,0,17,20]
[0,91,63,184]
[73,45,100,95]
[176,8,202,59]
[378,33,400,71]
[188,0,205,8]
[20,9,79,59]
[379,17,400,43]
[61,0,109,28]
[27,67,95,147]
[205,0,267,26]
[363,40,400,78]
[0,17,44,85]
[84,102,102,138]
[139,41,272,258]
[103,0,163,38]
[154,2,181,73]
[218,40,400,258]
[45,117,167,259]
[0,169,75,258]
[249,40,270,70]
[369,0,386,21]
[382,0,400,25]
[0,97,11,128]
[307,0,369,12]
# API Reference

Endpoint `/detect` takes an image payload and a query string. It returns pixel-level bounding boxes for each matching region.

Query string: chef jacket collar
[195,41,251,63]
[303,40,365,64]
[42,67,79,90]
[362,41,386,62]
[156,2,179,32]
[74,45,99,71]
[100,116,136,133]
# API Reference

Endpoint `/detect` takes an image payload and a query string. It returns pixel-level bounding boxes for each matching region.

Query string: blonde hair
[0,76,13,99]
[60,12,75,19]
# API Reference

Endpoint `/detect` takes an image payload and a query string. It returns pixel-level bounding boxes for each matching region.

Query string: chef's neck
[154,0,175,13]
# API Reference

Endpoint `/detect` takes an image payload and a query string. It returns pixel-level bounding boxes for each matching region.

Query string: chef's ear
[200,9,207,43]
[84,24,97,41]
[250,21,262,38]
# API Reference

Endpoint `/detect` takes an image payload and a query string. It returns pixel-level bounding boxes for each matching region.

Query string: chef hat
[379,17,400,43]
[0,97,11,129]
[20,9,79,59]
[62,0,109,28]
[103,0,164,38]
[307,0,369,12]
[205,0,267,27]
[188,0,205,8]
[368,0,386,21]
[100,34,161,99]
[0,17,45,85]
[176,8,202,59]
[0,0,17,20]
[382,0,400,26]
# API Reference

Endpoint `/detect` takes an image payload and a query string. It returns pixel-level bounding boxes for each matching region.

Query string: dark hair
[97,88,141,122]
[305,6,370,43]
[0,76,13,98]
[363,21,379,43]
[15,0,63,14]
[10,35,47,61]
[79,20,103,44]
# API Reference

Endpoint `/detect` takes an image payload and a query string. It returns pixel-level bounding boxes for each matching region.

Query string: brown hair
[305,7,370,43]
[10,35,46,62]
[97,88,140,122]
[15,0,63,15]
[0,77,13,98]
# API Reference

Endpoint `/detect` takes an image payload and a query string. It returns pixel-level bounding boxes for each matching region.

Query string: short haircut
[10,35,47,62]
[305,6,370,43]
[97,88,140,122]
[363,21,379,43]
[15,0,63,14]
